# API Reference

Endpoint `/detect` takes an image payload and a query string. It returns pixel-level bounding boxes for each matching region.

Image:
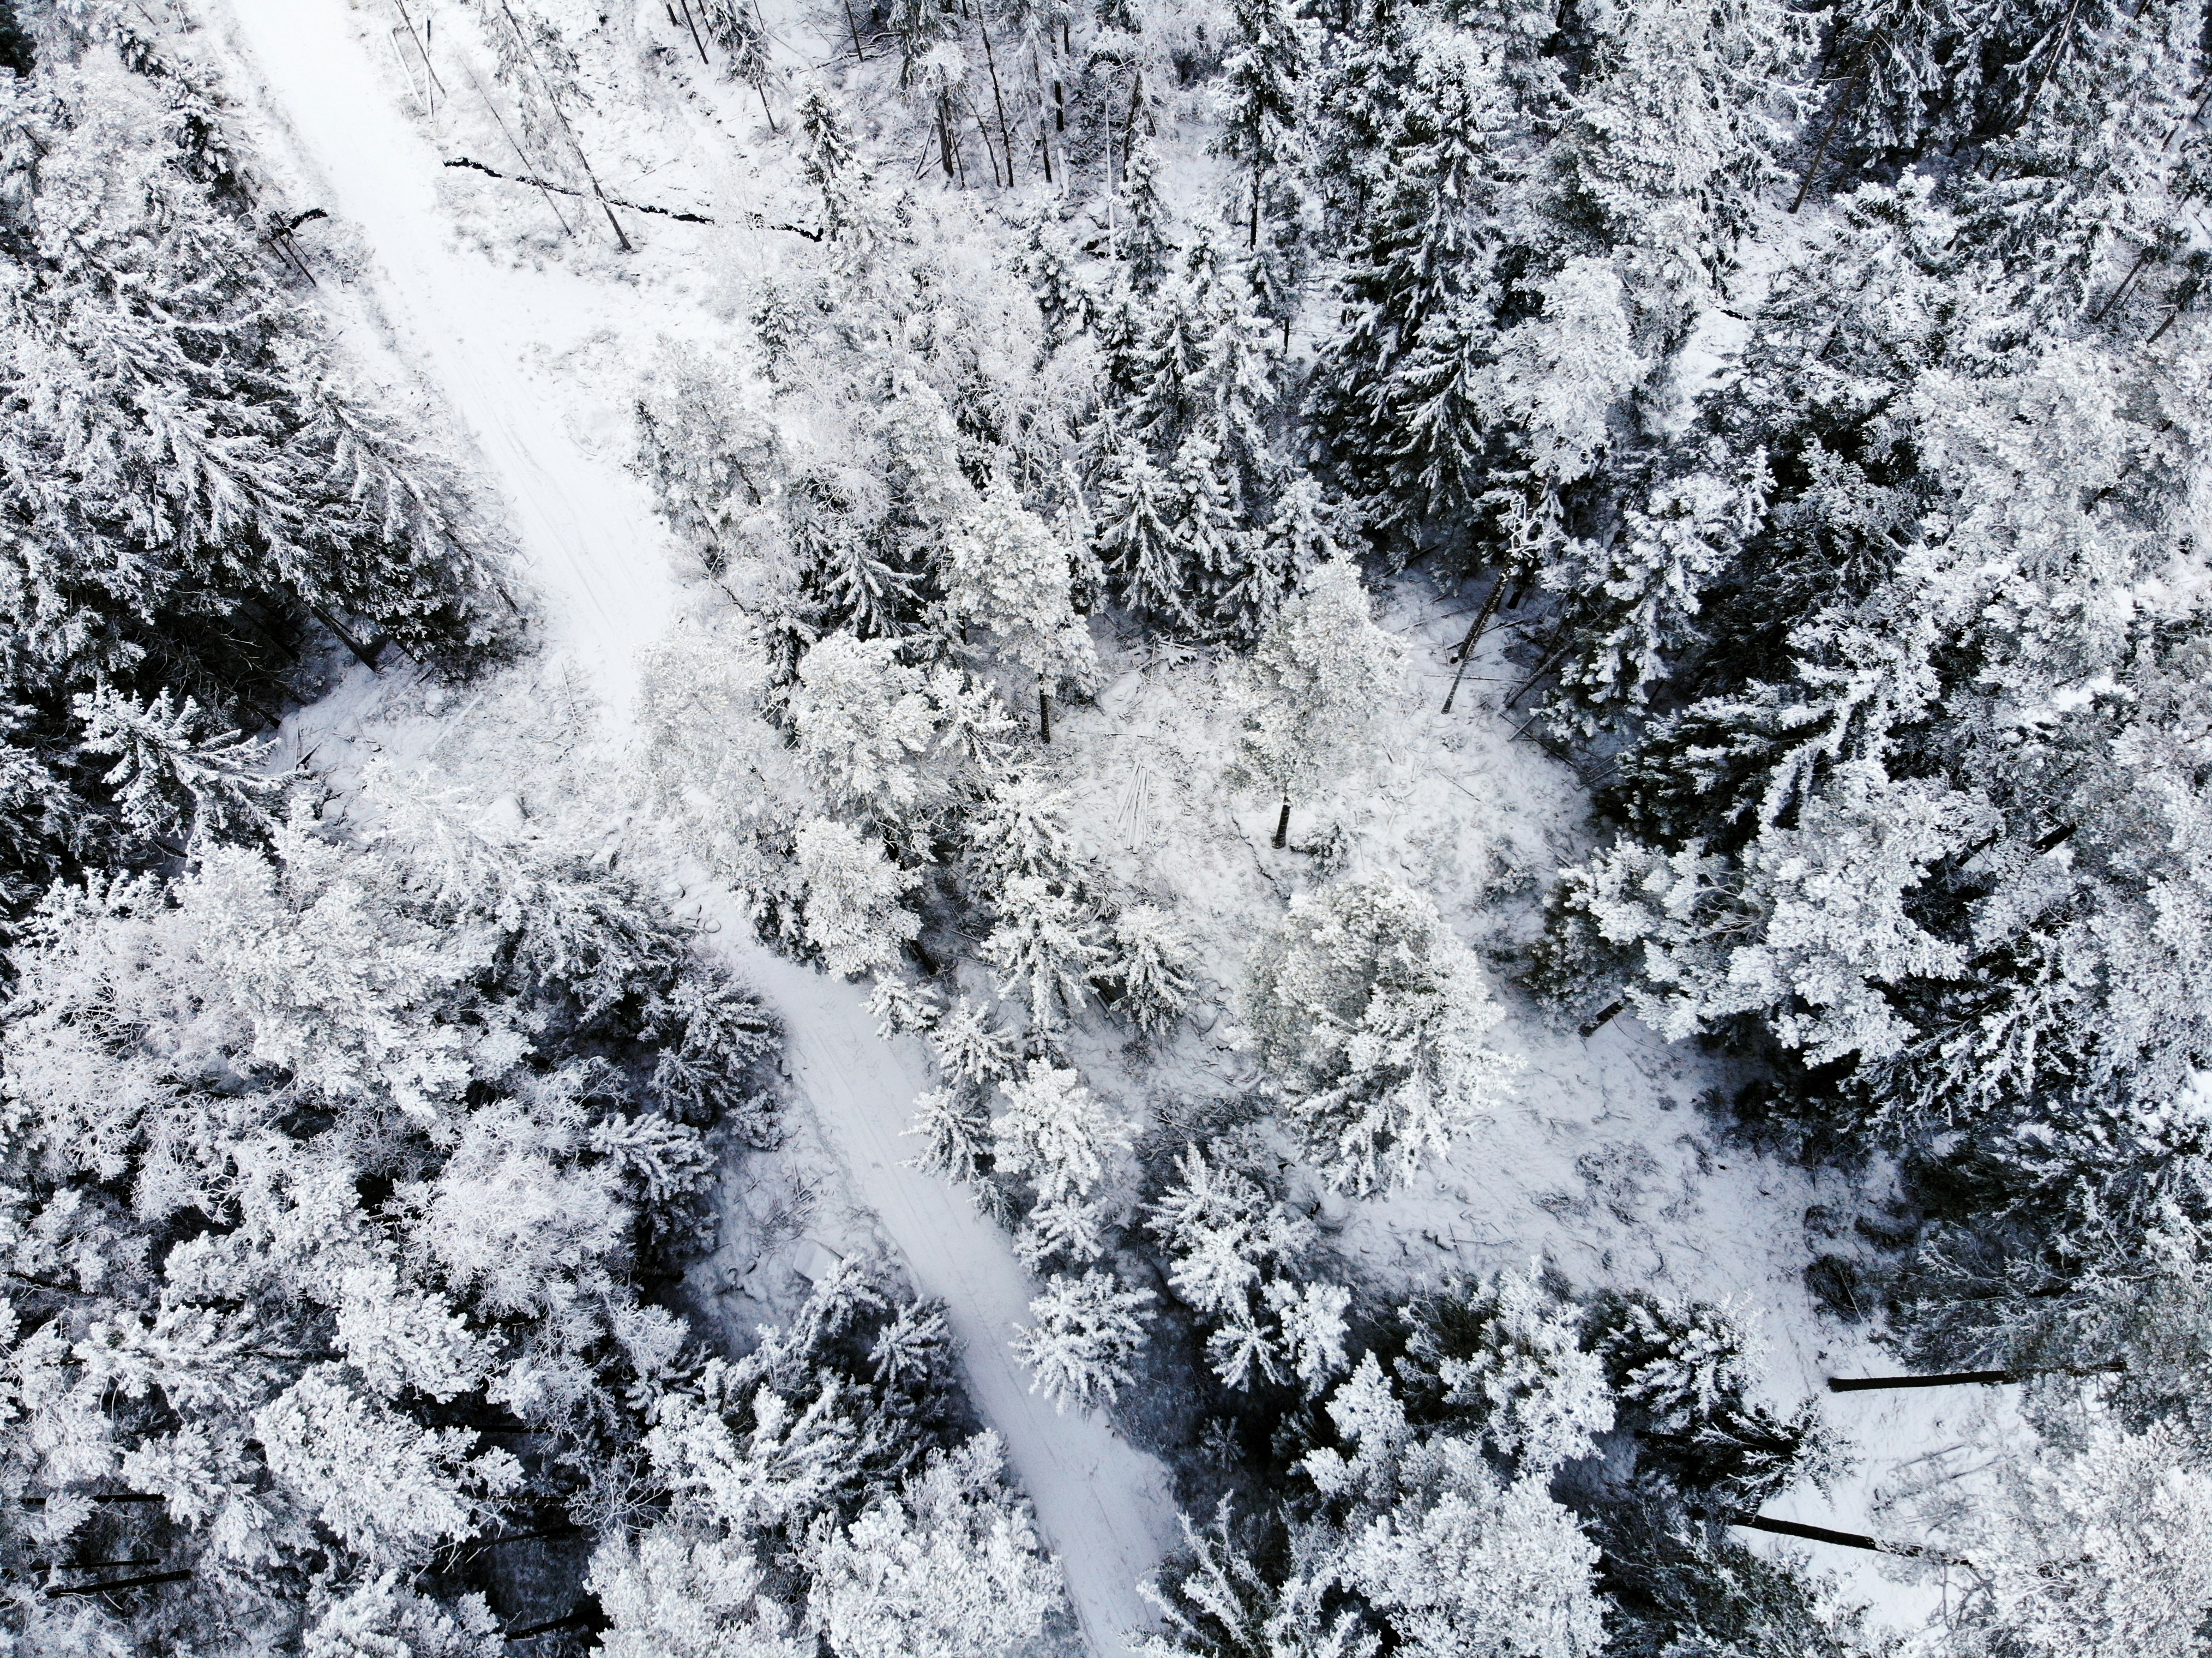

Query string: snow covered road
[722,941,1181,1655]
[207,1,1179,1647]
[213,0,680,719]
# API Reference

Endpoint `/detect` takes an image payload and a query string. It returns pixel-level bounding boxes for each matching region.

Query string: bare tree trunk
[1829,1359,2123,1392]
[844,0,867,58]
[1272,795,1291,849]
[969,95,1002,187]
[1038,686,1052,743]
[495,0,632,250]
[1502,635,1574,711]
[312,606,385,670]
[979,19,1015,185]
[1730,1514,1954,1563]
[675,0,711,63]
[1790,69,1861,213]
[46,1569,194,1600]
[1440,574,1509,714]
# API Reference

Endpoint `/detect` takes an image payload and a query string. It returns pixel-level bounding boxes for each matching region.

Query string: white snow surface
[207,2,1180,1649]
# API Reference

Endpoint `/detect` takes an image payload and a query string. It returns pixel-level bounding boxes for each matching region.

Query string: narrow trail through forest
[208,1,1179,1648]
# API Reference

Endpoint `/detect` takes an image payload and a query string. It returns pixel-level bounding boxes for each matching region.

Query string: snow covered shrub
[795,815,920,978]
[1013,1269,1157,1413]
[0,798,779,1649]
[1245,873,1516,1194]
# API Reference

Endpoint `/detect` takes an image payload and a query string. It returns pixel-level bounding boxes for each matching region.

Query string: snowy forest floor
[199,0,1971,1642]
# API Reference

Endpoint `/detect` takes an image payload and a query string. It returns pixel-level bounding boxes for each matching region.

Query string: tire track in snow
[206,3,1179,1647]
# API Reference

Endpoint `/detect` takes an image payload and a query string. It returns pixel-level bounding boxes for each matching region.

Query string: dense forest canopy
[8,0,2212,1654]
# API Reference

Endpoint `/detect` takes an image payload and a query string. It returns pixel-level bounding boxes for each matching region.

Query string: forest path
[208,2,1177,1649]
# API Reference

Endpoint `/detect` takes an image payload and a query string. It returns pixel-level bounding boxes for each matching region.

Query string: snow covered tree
[1891,1420,2212,1658]
[1119,133,1176,295]
[794,815,921,979]
[1245,873,1516,1194]
[1147,1138,1348,1392]
[797,79,883,265]
[1227,473,1338,646]
[806,1433,1066,1658]
[1102,903,1200,1036]
[1333,1446,1606,1658]
[993,1059,1133,1208]
[1304,27,1524,551]
[789,632,991,845]
[1300,1356,1607,1658]
[1091,426,1193,628]
[73,684,283,840]
[0,791,778,1649]
[1546,0,1811,346]
[1398,1267,1614,1474]
[963,765,1083,895]
[635,613,812,943]
[1217,0,1313,251]
[255,1368,518,1566]
[1235,557,1406,849]
[1139,1504,1374,1658]
[942,475,1098,741]
[1013,1269,1156,1412]
[0,43,507,930]
[1586,1289,1836,1504]
[981,874,1107,1028]
[635,347,793,602]
[907,1085,996,1186]
[304,1574,504,1658]
[696,0,780,127]
[592,1527,809,1658]
[929,995,1023,1088]
[1556,763,1988,1071]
